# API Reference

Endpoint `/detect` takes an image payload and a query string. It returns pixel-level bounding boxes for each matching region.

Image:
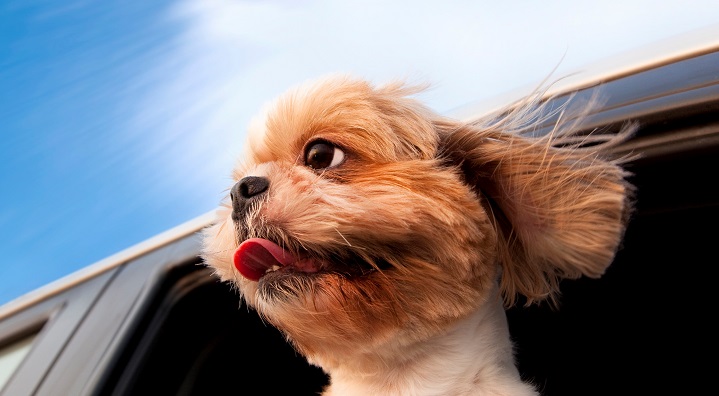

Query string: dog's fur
[201,75,634,395]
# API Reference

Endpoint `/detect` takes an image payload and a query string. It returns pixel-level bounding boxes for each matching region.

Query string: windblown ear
[436,106,635,306]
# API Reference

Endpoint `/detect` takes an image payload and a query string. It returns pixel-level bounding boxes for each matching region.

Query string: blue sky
[1,0,718,306]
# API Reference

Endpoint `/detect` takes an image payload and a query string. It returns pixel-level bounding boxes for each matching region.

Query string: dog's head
[202,75,632,370]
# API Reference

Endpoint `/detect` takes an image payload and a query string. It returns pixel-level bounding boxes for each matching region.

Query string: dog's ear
[436,103,635,306]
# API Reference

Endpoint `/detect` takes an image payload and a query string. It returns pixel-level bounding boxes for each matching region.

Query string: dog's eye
[304,141,345,170]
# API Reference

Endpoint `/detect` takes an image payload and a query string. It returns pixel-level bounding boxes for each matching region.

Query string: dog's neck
[320,292,538,396]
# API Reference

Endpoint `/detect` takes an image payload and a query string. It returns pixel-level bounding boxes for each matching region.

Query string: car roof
[451,24,719,119]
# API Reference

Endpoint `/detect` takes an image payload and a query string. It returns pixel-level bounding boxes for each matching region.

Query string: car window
[95,267,328,396]
[0,333,37,390]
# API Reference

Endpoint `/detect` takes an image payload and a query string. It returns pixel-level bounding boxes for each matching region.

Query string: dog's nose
[230,176,269,221]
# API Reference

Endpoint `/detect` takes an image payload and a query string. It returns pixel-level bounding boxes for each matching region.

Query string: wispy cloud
[130,0,719,211]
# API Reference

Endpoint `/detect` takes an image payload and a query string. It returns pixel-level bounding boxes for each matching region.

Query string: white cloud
[129,0,719,205]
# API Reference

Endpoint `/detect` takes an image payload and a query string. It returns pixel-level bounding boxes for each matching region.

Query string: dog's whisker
[334,228,352,247]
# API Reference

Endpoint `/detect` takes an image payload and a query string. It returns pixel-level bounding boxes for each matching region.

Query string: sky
[1,0,718,306]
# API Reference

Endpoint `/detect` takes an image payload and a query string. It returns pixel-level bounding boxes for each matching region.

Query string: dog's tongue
[234,238,298,281]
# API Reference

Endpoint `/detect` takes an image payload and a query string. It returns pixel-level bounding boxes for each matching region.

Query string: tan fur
[201,75,634,395]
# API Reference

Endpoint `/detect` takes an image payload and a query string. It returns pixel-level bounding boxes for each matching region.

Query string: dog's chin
[232,243,405,364]
[254,256,381,301]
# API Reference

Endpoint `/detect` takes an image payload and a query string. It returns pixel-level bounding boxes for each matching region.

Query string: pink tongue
[234,238,297,281]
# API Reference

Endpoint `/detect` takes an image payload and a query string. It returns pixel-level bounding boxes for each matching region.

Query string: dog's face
[202,75,631,371]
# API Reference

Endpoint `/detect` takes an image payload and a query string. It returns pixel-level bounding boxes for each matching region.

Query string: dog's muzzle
[231,176,269,222]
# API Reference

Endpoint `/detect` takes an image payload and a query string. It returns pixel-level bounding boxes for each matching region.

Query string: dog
[201,75,634,395]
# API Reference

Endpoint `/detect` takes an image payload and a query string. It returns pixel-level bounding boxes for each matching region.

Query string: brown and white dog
[201,75,634,395]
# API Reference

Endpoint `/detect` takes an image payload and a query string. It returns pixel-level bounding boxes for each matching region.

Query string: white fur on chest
[322,293,538,396]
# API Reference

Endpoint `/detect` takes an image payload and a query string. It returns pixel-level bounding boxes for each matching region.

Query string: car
[1,26,718,396]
